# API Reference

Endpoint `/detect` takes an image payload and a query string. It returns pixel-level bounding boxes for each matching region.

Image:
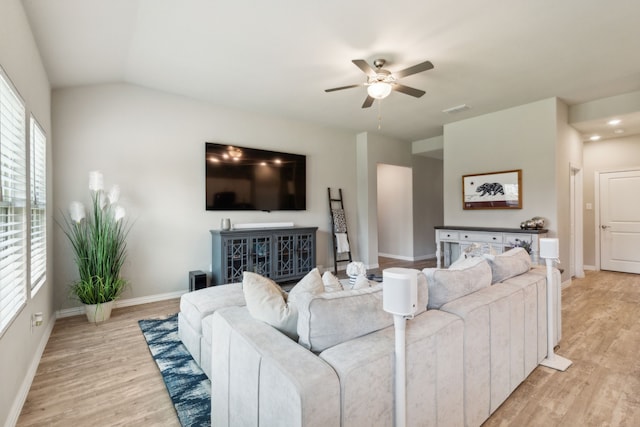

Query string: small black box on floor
[189,270,207,291]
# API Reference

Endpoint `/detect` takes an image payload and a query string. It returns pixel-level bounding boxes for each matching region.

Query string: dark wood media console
[210,227,317,285]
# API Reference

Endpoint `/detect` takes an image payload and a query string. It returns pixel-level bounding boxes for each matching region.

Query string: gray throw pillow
[484,247,532,283]
[423,257,492,309]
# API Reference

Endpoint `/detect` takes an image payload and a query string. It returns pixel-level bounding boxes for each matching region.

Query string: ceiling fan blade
[352,59,376,76]
[394,60,434,78]
[325,84,362,92]
[393,83,426,98]
[362,95,375,108]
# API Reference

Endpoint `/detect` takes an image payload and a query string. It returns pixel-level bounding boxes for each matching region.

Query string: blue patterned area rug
[139,314,211,427]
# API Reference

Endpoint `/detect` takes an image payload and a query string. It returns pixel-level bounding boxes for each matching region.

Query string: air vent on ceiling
[442,104,470,114]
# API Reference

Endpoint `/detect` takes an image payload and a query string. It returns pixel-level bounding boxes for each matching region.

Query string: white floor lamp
[382,268,418,427]
[538,238,573,371]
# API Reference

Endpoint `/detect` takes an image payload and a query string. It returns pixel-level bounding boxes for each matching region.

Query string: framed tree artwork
[462,169,522,210]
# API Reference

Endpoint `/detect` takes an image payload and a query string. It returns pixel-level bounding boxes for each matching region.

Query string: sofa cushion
[322,271,343,292]
[423,257,492,309]
[352,274,371,289]
[484,247,532,283]
[296,284,390,353]
[243,269,325,340]
[297,271,429,353]
[242,272,299,340]
[287,268,324,305]
[179,282,245,334]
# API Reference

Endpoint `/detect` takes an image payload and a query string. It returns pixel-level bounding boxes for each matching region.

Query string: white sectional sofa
[178,248,561,426]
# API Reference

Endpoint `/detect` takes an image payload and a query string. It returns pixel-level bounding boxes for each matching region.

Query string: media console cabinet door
[211,227,317,285]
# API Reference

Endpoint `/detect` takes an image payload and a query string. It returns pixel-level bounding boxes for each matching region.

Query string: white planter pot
[84,301,114,323]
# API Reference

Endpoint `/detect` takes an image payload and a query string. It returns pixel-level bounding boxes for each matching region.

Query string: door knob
[601,225,610,229]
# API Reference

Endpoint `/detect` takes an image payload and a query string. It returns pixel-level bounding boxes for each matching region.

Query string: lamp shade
[367,82,392,99]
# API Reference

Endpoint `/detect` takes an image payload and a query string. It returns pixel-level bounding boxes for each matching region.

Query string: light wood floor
[17,264,640,426]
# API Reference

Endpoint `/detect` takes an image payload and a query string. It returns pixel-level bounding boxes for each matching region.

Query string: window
[30,117,46,294]
[0,69,27,335]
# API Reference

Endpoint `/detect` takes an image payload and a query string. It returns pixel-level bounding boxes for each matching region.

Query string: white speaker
[539,238,559,259]
[383,268,418,316]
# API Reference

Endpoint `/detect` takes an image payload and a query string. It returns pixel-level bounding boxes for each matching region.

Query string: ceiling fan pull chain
[377,99,383,130]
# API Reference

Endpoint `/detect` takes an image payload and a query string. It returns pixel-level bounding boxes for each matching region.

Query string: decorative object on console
[220,218,231,230]
[60,171,131,323]
[520,216,546,229]
[233,221,294,229]
[538,238,573,371]
[462,169,522,210]
[382,268,419,427]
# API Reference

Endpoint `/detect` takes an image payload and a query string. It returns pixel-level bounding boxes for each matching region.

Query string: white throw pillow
[321,271,343,292]
[484,247,532,283]
[242,272,298,340]
[287,268,324,305]
[352,274,370,289]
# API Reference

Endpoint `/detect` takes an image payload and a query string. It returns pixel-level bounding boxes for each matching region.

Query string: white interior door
[600,170,640,274]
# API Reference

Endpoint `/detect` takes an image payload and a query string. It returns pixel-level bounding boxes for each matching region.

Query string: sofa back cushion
[484,247,532,283]
[242,269,325,340]
[243,272,299,340]
[423,257,492,309]
[297,270,429,353]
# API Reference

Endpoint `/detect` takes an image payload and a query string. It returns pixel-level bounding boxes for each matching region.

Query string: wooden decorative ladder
[328,188,352,274]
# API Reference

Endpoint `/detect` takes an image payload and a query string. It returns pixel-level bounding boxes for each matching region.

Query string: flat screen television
[205,143,306,211]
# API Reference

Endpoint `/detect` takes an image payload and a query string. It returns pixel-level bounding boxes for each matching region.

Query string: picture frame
[462,169,522,210]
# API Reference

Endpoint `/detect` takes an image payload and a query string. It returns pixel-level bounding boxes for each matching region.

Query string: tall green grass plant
[61,172,131,305]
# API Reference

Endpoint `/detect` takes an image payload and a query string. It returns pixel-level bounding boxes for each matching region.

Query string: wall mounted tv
[205,143,306,211]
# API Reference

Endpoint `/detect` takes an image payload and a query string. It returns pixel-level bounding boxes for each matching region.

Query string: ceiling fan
[325,58,434,108]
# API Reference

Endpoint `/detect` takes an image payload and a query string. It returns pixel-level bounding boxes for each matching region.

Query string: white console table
[435,226,548,268]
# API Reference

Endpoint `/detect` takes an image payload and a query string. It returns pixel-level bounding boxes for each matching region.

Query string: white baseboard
[5,314,55,427]
[56,290,187,319]
[583,265,597,271]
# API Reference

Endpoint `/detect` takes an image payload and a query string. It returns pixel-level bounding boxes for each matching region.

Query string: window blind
[30,117,46,293]
[0,70,27,335]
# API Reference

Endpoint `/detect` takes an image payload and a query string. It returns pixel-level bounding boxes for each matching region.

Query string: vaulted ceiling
[22,0,640,141]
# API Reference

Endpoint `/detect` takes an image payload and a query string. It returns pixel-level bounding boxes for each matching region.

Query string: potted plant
[61,171,131,323]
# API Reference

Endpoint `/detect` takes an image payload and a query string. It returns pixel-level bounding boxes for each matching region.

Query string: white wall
[444,98,558,228]
[356,132,413,267]
[377,164,413,259]
[52,83,358,310]
[442,98,580,280]
[412,155,443,259]
[0,1,52,425]
[555,100,584,275]
[583,134,640,266]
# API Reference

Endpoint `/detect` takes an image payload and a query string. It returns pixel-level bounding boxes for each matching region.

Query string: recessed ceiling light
[614,128,625,134]
[608,119,622,126]
[590,135,601,141]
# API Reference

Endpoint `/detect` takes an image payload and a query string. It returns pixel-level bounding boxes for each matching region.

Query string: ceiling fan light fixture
[367,81,392,99]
